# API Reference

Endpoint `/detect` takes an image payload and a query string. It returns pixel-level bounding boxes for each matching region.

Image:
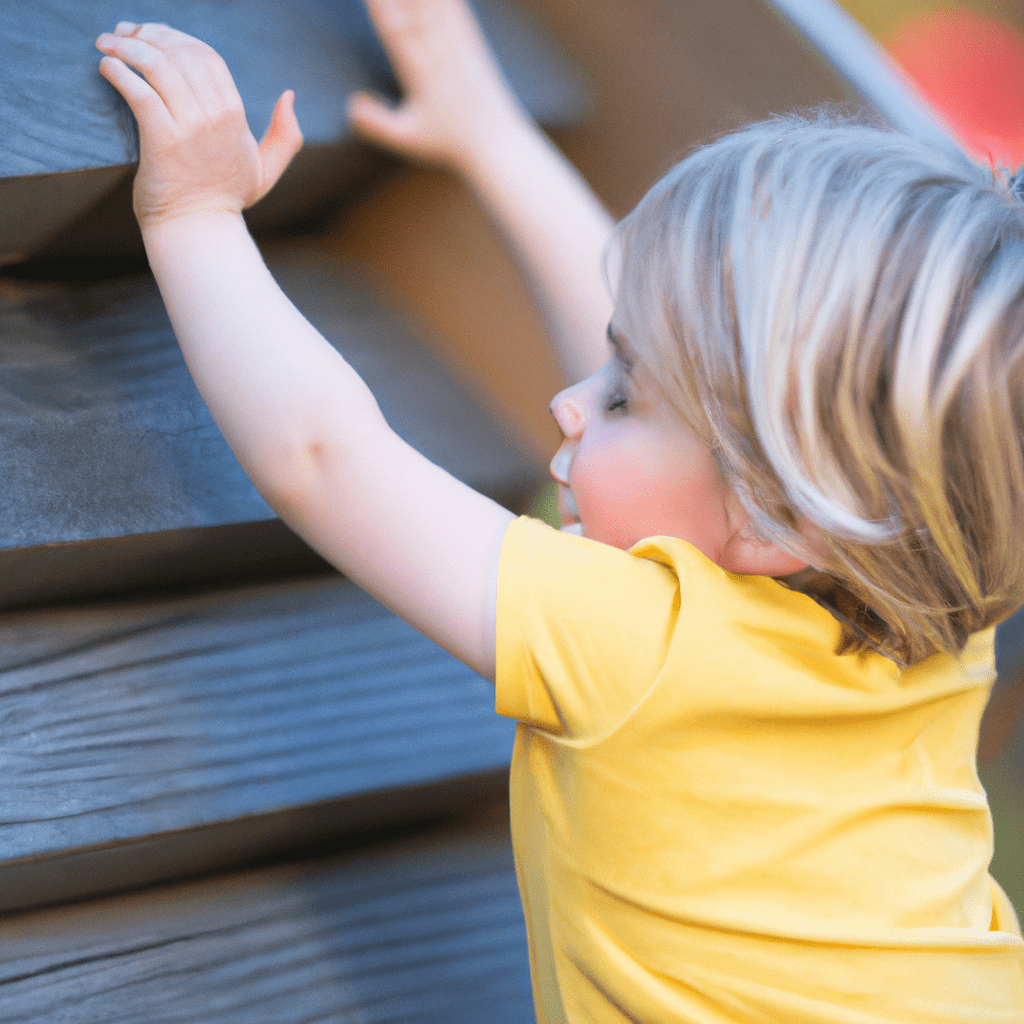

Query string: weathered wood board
[0,572,515,913]
[0,802,535,1023]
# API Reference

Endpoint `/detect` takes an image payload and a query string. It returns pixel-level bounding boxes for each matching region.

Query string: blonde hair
[613,113,1024,665]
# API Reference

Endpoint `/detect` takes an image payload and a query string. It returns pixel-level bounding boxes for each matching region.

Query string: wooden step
[0,800,535,1023]
[0,571,515,914]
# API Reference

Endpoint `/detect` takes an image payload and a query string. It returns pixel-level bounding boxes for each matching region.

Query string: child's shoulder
[502,515,843,655]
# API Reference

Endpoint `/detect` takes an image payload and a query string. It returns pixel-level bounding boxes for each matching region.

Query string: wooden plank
[0,165,130,268]
[0,521,330,613]
[0,0,583,178]
[0,801,535,1023]
[0,244,540,608]
[0,0,586,263]
[0,572,515,913]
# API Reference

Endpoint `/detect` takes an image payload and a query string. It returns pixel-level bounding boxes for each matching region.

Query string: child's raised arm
[96,23,514,679]
[349,0,614,383]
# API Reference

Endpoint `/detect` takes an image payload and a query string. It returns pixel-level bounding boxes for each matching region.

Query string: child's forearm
[456,114,615,384]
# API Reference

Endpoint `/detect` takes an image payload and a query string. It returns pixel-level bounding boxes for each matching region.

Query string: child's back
[499,525,1016,1022]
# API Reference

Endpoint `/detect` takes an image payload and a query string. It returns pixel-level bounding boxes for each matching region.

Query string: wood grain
[0,572,516,913]
[0,0,377,261]
[0,802,535,1023]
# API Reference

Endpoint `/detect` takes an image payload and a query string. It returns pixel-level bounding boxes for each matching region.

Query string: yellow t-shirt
[495,517,1024,1024]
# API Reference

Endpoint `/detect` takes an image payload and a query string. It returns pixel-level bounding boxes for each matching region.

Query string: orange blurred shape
[886,8,1024,169]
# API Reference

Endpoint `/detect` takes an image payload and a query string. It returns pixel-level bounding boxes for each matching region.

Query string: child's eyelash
[605,390,628,413]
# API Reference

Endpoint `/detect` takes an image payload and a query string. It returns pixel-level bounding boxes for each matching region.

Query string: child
[96,2,1024,1020]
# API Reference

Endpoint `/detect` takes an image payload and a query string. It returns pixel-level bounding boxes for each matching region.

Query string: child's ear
[722,530,809,576]
[719,494,809,577]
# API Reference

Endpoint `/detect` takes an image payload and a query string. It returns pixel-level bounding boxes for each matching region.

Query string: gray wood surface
[0,571,516,913]
[0,244,540,608]
[0,0,586,263]
[0,801,535,1023]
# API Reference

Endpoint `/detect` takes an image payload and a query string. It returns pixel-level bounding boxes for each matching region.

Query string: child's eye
[605,390,628,414]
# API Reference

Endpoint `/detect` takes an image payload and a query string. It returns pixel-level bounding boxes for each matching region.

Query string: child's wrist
[140,206,254,271]
[139,204,247,240]
[457,103,541,192]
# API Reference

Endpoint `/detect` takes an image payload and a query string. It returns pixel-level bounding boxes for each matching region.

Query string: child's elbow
[256,436,333,519]
[254,398,390,525]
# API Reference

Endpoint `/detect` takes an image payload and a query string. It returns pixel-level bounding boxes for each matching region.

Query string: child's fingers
[362,0,415,55]
[364,0,492,81]
[362,0,445,88]
[97,31,197,124]
[97,25,239,128]
[96,52,176,137]
[253,91,304,204]
[124,23,242,112]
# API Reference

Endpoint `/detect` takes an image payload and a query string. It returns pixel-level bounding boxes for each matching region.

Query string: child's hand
[352,0,614,383]
[96,23,303,229]
[348,0,528,173]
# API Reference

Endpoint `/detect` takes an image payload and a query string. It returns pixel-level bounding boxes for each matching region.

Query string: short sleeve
[495,517,682,739]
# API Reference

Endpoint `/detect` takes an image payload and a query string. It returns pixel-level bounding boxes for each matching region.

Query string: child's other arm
[96,24,513,680]
[349,0,613,383]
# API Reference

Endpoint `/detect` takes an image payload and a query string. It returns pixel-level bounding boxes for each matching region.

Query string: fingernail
[114,21,138,35]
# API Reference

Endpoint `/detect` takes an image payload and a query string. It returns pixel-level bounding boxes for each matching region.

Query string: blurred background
[841,0,1024,167]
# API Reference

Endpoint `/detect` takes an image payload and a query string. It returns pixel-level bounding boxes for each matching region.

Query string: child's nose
[550,384,586,439]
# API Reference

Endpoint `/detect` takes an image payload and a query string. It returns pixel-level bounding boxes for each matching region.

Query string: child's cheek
[571,440,647,552]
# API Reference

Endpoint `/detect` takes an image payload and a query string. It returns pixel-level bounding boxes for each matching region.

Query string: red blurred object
[886,8,1024,169]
